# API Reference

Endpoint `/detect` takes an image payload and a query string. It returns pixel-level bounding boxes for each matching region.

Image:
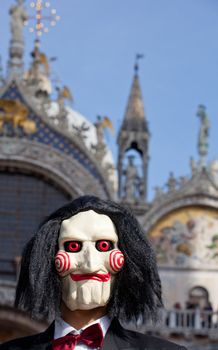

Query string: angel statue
[10,0,28,43]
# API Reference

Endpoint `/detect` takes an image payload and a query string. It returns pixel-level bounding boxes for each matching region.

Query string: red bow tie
[52,323,104,350]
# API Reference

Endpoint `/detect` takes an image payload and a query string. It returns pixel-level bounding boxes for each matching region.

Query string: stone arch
[0,138,110,198]
[143,195,218,233]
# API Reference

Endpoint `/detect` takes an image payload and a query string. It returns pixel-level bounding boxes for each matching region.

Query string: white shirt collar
[54,315,111,340]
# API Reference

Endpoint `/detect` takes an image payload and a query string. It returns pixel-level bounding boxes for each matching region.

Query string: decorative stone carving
[72,122,90,144]
[179,176,188,187]
[166,172,177,192]
[154,186,164,201]
[23,47,52,103]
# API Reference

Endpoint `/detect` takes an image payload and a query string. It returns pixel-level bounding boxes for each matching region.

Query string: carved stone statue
[91,116,107,162]
[190,157,197,176]
[10,0,27,43]
[123,155,141,201]
[95,115,105,145]
[166,172,177,192]
[154,186,164,200]
[72,122,89,143]
[197,104,209,158]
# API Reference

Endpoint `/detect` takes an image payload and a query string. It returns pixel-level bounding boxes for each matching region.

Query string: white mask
[54,210,124,311]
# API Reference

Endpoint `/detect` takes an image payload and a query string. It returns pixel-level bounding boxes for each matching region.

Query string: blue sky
[1,0,218,199]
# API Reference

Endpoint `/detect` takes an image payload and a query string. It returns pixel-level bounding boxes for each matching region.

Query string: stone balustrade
[148,309,218,339]
[127,308,218,340]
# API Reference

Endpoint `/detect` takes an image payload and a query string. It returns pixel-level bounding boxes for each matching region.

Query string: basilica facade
[0,1,217,349]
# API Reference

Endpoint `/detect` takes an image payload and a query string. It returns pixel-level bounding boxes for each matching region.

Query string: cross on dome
[24,0,60,42]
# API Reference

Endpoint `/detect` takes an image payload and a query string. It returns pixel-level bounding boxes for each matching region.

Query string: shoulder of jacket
[0,332,42,349]
[121,328,187,349]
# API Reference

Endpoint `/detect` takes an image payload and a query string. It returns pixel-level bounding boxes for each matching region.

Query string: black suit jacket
[0,319,187,350]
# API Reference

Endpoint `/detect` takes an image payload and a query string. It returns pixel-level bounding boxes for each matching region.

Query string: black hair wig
[15,195,162,322]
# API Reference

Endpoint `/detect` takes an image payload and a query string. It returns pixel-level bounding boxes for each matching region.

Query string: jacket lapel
[102,319,134,350]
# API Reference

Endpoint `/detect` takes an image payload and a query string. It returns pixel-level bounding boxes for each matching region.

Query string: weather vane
[134,53,144,73]
[24,0,60,41]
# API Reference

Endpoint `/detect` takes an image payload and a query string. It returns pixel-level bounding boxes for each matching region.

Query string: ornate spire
[120,55,148,133]
[8,0,27,79]
[117,58,150,203]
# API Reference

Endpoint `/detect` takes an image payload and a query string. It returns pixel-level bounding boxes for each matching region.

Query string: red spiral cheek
[109,249,124,273]
[54,251,71,276]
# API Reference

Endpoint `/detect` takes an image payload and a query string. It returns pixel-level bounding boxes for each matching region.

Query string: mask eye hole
[64,241,82,252]
[96,240,114,252]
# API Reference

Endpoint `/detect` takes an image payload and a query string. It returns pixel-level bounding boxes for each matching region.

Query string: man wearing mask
[0,196,187,349]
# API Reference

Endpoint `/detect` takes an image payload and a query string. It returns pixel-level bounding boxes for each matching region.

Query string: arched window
[188,286,209,308]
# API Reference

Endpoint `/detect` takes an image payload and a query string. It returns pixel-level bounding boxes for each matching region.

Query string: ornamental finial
[134,53,144,74]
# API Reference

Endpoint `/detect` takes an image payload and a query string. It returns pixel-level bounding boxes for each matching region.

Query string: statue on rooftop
[72,122,90,143]
[123,155,142,201]
[91,116,111,163]
[10,0,27,43]
[166,172,177,192]
[94,115,105,145]
[197,104,209,161]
